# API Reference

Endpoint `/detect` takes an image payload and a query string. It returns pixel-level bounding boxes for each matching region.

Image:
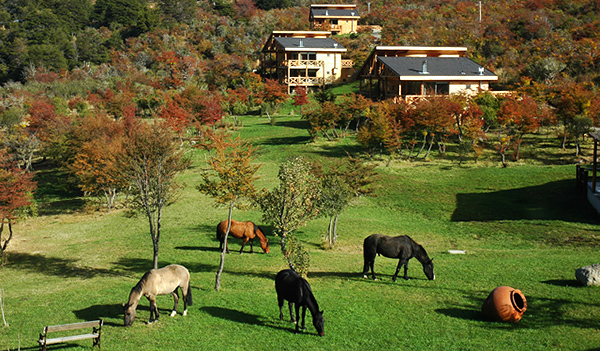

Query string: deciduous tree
[119,119,189,269]
[0,150,36,264]
[196,133,260,291]
[256,156,321,275]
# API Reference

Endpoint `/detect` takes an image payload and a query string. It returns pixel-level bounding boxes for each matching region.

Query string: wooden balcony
[282,60,325,68]
[341,59,353,68]
[285,76,337,86]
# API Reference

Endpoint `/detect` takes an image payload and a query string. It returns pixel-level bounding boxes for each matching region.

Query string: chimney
[333,42,338,48]
[421,60,428,74]
[325,10,329,16]
[299,39,304,48]
[478,66,484,75]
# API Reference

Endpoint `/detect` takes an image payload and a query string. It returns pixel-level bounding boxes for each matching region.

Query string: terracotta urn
[481,286,527,323]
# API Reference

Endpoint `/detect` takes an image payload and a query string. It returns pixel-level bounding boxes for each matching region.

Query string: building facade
[261,31,353,93]
[309,4,360,35]
[356,46,498,102]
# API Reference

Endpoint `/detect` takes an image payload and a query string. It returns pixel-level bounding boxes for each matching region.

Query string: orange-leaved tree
[196,132,261,291]
[69,112,127,212]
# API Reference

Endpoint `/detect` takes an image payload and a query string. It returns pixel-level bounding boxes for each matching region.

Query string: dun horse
[123,264,193,326]
[216,220,270,254]
[362,234,435,282]
[275,269,325,336]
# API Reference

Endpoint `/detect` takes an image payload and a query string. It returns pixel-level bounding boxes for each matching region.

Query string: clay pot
[481,286,527,323]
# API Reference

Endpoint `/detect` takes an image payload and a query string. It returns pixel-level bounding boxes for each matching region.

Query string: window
[404,82,422,95]
[300,52,317,60]
[436,83,449,95]
[331,19,338,25]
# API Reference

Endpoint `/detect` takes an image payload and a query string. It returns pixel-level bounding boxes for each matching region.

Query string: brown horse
[216,220,270,254]
[123,264,192,326]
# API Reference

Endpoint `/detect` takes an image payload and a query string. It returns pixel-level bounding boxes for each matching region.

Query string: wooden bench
[38,319,103,351]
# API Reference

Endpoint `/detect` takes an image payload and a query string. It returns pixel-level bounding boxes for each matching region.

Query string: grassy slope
[1,115,599,350]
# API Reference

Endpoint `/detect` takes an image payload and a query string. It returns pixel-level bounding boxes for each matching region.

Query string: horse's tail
[186,282,193,306]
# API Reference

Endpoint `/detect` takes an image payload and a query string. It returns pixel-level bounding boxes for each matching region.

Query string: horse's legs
[288,301,296,323]
[170,290,179,317]
[182,285,189,316]
[300,305,307,331]
[294,304,302,333]
[403,259,410,280]
[249,238,254,253]
[148,296,158,323]
[278,295,285,320]
[240,237,249,254]
[368,256,377,281]
[393,259,409,282]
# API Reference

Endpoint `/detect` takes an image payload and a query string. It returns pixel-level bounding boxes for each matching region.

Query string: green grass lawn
[1,115,600,350]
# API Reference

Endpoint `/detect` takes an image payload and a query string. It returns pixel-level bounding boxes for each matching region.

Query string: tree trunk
[332,214,339,246]
[327,216,334,249]
[215,202,234,291]
[279,233,295,270]
[424,135,435,159]
[0,221,13,264]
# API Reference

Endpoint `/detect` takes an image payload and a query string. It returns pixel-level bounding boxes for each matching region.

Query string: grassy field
[1,114,600,350]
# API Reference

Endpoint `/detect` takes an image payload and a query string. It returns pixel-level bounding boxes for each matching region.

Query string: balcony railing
[285,76,337,86]
[282,60,325,68]
[341,59,353,68]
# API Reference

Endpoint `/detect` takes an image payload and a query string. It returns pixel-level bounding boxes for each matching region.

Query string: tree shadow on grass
[201,306,290,332]
[452,179,600,224]
[260,135,312,146]
[73,304,124,327]
[111,257,217,276]
[275,119,310,130]
[5,252,116,278]
[32,160,85,216]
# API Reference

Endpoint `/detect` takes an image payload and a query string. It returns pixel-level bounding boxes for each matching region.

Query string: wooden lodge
[261,31,354,94]
[309,4,361,35]
[356,46,498,102]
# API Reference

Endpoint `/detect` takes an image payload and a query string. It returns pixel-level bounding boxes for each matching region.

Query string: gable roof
[378,56,497,81]
[310,8,360,18]
[269,37,346,52]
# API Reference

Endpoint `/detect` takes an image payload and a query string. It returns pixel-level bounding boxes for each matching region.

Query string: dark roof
[311,9,360,17]
[274,37,346,50]
[378,56,497,78]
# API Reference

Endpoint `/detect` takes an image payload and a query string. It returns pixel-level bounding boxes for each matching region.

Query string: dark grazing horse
[275,269,325,336]
[362,234,435,282]
[217,220,270,254]
[123,264,193,326]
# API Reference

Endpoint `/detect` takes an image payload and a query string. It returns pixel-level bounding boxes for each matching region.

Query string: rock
[576,264,600,286]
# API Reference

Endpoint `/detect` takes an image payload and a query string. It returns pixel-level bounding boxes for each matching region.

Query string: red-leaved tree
[0,150,36,264]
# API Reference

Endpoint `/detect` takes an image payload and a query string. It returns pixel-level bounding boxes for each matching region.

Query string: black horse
[275,269,325,336]
[362,234,435,282]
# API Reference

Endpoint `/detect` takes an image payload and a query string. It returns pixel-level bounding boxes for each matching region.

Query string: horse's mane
[415,244,431,263]
[131,271,151,295]
[253,224,267,242]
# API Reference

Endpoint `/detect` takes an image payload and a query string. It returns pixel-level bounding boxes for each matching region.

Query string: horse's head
[256,226,270,254]
[423,258,435,280]
[123,303,136,327]
[312,310,325,336]
[261,237,270,254]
